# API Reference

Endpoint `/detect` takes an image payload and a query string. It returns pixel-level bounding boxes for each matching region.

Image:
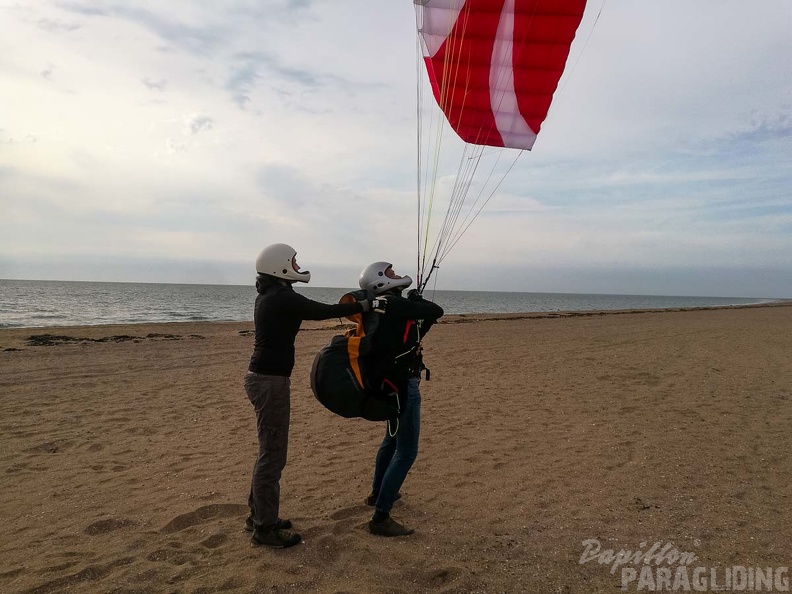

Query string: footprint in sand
[419,566,466,589]
[5,461,33,474]
[328,505,368,521]
[84,518,137,535]
[24,441,63,454]
[41,561,81,573]
[327,505,370,536]
[200,533,228,549]
[146,548,192,565]
[21,557,135,594]
[159,503,247,534]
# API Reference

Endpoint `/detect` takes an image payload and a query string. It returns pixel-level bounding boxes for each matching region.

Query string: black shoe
[245,515,292,531]
[364,492,402,507]
[368,516,414,537]
[251,527,302,549]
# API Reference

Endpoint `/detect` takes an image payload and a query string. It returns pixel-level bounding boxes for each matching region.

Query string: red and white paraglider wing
[415,0,587,150]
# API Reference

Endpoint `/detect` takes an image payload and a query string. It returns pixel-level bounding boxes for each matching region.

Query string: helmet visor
[384,265,404,280]
[292,256,310,277]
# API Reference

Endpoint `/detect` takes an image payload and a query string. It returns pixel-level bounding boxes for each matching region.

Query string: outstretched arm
[292,292,363,321]
[386,293,444,321]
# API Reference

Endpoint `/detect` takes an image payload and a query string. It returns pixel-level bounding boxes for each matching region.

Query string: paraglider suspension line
[418,259,439,295]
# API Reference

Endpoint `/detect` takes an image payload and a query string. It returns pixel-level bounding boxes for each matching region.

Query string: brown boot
[368,516,414,537]
[251,527,301,549]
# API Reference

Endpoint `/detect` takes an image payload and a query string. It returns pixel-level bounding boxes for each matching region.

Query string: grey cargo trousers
[245,371,290,531]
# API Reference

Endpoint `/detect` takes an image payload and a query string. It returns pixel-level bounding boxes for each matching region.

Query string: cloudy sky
[1,1,790,297]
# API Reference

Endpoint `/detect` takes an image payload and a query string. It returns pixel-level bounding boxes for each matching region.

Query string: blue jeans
[371,377,421,514]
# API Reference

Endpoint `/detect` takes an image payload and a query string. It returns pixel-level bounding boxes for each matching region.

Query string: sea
[0,279,781,329]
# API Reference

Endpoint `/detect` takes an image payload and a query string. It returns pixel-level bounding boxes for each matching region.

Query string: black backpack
[310,290,401,422]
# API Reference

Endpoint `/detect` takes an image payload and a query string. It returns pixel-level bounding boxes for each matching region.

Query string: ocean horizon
[0,278,784,329]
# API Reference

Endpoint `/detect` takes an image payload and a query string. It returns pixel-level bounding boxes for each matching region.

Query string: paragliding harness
[310,290,425,436]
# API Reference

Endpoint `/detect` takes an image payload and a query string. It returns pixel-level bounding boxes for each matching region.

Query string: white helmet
[255,243,311,283]
[359,261,412,295]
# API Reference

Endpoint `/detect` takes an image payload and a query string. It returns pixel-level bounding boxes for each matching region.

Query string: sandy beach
[1,303,791,594]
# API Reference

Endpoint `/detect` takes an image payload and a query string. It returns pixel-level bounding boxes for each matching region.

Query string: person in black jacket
[245,243,373,549]
[357,261,444,537]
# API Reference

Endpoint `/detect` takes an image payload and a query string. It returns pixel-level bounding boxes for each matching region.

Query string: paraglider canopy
[413,0,588,291]
[416,0,586,150]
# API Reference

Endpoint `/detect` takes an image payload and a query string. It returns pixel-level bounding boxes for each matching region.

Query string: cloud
[54,2,109,17]
[56,2,222,55]
[164,138,187,154]
[286,0,314,9]
[0,130,37,144]
[37,18,81,33]
[256,164,312,209]
[226,60,260,109]
[142,77,167,92]
[2,2,790,296]
[186,114,213,135]
[225,51,324,109]
[729,110,792,144]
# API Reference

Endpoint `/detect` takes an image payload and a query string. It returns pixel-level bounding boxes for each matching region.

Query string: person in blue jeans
[356,261,444,537]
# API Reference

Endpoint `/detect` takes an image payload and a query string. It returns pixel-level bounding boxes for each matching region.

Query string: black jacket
[249,282,362,377]
[365,291,444,390]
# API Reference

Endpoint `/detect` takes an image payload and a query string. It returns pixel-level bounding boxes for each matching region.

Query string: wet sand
[1,303,791,593]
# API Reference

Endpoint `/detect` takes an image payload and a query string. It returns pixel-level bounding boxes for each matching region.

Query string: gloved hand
[407,289,422,300]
